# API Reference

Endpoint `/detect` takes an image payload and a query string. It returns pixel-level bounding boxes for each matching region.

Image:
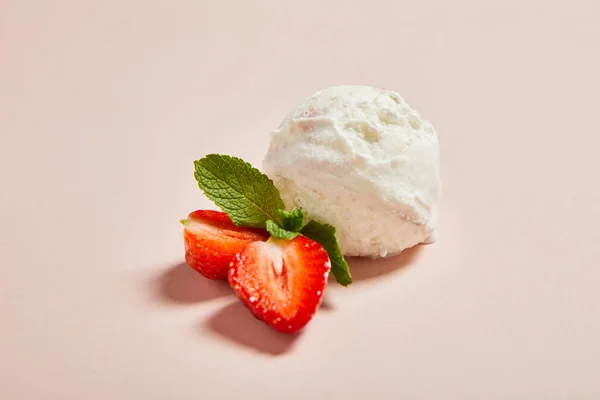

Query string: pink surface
[1,0,599,398]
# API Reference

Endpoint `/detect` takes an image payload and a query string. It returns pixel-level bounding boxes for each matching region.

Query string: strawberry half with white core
[229,235,331,333]
[182,210,269,280]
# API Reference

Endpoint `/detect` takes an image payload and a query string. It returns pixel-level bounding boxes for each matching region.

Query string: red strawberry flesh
[229,236,331,333]
[182,210,269,280]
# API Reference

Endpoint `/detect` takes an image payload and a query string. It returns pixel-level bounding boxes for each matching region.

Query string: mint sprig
[301,221,352,286]
[279,208,305,232]
[194,154,285,228]
[266,220,299,240]
[193,154,352,286]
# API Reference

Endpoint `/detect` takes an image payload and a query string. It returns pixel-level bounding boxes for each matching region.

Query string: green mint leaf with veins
[279,208,305,232]
[265,220,299,240]
[194,154,285,228]
[301,220,352,286]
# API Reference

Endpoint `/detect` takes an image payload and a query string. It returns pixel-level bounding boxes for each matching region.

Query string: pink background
[1,0,599,398]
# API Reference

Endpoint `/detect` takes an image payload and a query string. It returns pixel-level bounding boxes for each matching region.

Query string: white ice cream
[262,85,440,258]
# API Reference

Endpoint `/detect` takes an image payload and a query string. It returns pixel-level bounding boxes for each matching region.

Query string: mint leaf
[194,154,285,228]
[301,220,352,286]
[193,154,351,286]
[266,220,299,240]
[279,208,305,232]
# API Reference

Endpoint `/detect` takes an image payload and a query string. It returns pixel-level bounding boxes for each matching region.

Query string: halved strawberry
[182,210,269,280]
[229,235,331,333]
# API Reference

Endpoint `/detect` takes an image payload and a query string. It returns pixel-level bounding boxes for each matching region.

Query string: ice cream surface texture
[262,85,440,258]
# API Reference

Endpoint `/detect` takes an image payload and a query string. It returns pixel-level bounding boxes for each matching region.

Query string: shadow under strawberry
[205,301,299,356]
[153,262,233,304]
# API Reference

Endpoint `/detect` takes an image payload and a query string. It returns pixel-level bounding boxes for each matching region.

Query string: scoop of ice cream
[262,85,440,258]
